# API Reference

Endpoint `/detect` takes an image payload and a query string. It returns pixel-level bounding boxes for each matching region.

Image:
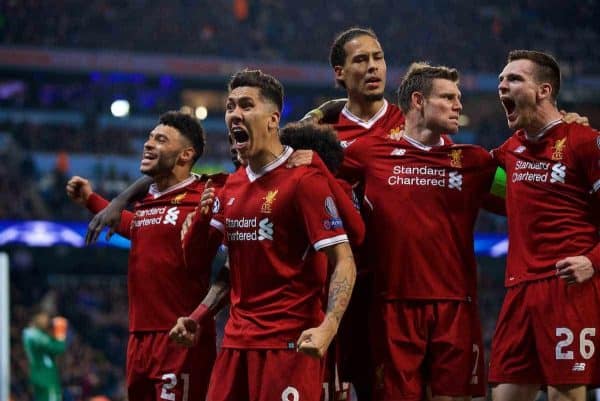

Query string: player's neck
[248,142,285,173]
[153,168,191,192]
[345,97,385,121]
[524,105,562,140]
[404,119,443,146]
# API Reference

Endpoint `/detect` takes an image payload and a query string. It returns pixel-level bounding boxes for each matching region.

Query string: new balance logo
[390,148,406,156]
[514,145,526,154]
[258,218,274,241]
[448,171,463,191]
[550,163,566,184]
[572,363,586,372]
[163,207,180,225]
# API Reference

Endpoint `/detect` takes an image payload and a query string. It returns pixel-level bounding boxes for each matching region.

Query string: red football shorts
[127,331,216,401]
[372,300,486,401]
[489,276,600,386]
[207,348,325,401]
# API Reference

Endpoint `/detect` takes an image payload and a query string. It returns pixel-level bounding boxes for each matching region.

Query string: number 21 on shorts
[555,327,596,360]
[161,373,190,401]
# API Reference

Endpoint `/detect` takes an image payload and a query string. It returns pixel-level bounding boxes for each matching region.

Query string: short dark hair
[397,62,459,113]
[330,27,379,88]
[508,50,561,101]
[280,122,344,173]
[228,69,284,112]
[158,111,205,163]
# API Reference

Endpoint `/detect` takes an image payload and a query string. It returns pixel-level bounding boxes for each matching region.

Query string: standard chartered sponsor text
[388,165,447,187]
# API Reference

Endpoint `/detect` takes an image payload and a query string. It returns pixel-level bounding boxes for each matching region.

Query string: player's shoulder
[194,172,230,188]
[560,122,600,144]
[447,143,494,165]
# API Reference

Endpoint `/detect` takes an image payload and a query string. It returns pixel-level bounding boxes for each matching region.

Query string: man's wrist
[189,304,211,324]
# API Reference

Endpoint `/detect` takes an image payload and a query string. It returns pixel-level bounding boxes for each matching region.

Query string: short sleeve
[294,168,349,251]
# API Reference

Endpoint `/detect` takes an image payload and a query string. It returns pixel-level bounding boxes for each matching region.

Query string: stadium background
[1,1,599,400]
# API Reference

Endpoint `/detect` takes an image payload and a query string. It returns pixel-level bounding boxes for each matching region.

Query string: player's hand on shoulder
[66,176,92,206]
[556,255,596,284]
[560,110,589,126]
[287,149,313,168]
[296,318,337,359]
[86,198,126,245]
[169,317,199,347]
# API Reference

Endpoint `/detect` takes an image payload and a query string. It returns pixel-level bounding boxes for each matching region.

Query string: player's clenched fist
[66,176,92,206]
[296,318,337,359]
[169,317,200,347]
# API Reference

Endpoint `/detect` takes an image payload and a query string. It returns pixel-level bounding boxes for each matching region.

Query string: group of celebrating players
[65,27,600,401]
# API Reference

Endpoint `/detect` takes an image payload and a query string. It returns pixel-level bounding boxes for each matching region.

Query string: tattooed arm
[297,242,356,358]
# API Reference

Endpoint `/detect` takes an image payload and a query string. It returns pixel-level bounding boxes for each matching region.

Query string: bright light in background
[180,105,193,115]
[111,99,130,117]
[458,114,470,127]
[195,106,208,120]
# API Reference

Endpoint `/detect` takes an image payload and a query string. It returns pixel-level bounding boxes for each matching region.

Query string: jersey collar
[341,99,388,129]
[245,146,293,182]
[402,133,445,151]
[524,118,563,142]
[149,174,198,199]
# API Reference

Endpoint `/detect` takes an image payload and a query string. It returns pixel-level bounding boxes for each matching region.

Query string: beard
[140,152,178,177]
[364,92,385,102]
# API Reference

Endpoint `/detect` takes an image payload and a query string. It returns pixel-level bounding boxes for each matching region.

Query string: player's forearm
[86,193,133,238]
[41,338,67,355]
[114,175,153,205]
[203,263,231,314]
[190,265,230,323]
[323,246,356,330]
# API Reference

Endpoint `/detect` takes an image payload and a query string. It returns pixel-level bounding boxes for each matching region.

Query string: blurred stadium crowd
[2,0,599,74]
[2,1,600,400]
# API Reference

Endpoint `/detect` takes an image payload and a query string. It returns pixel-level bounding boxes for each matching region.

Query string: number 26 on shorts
[555,327,596,360]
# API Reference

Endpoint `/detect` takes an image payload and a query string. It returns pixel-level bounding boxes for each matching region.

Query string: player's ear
[179,147,196,164]
[411,91,424,111]
[268,110,281,132]
[334,65,345,87]
[537,82,553,102]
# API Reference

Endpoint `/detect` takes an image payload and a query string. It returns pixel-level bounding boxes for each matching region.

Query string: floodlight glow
[195,106,208,120]
[111,99,130,117]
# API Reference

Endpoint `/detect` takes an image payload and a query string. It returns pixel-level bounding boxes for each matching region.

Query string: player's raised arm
[297,242,356,358]
[66,176,133,239]
[86,175,153,244]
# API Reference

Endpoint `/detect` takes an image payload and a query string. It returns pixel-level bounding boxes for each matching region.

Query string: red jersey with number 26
[492,122,600,286]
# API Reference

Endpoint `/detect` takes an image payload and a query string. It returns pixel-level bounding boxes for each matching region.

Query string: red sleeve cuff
[86,193,110,214]
[189,304,211,324]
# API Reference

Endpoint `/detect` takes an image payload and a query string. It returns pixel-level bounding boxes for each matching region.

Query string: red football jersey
[339,134,497,301]
[492,122,600,286]
[209,146,349,349]
[87,174,228,332]
[334,100,405,161]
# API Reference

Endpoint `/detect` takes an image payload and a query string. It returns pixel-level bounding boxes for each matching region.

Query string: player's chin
[444,122,460,134]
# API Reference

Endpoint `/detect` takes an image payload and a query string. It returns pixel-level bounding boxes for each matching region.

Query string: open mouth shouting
[500,96,517,122]
[231,126,250,150]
